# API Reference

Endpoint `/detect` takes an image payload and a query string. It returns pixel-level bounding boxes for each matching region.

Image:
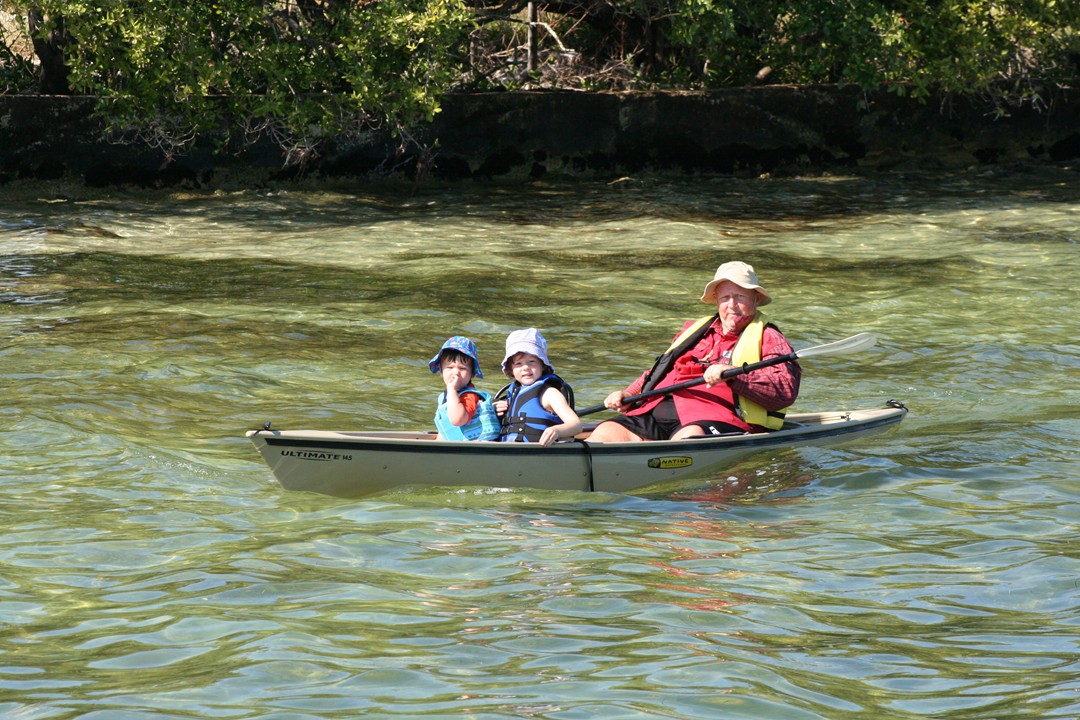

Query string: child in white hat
[494,328,581,446]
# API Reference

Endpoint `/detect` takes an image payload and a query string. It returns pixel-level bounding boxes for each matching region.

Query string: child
[428,336,501,441]
[495,328,582,446]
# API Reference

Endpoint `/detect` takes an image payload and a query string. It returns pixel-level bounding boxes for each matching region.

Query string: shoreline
[2,87,1079,188]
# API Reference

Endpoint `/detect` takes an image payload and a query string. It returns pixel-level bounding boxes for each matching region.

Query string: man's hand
[703,363,734,387]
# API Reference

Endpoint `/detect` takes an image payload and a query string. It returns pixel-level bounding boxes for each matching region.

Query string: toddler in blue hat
[427,336,500,441]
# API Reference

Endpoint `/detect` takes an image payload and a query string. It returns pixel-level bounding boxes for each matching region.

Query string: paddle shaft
[576,331,876,418]
[577,354,793,417]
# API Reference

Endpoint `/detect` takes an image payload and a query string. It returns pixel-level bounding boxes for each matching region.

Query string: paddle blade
[794,332,876,358]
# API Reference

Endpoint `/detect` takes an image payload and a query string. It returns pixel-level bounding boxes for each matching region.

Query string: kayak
[245,403,907,497]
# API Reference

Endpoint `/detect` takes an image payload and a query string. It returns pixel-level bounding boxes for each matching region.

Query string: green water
[1,169,1078,719]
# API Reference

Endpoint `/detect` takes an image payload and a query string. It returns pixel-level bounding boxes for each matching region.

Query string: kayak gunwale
[255,410,901,455]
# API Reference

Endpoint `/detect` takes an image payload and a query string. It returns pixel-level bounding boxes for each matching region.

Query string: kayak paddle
[577,331,877,417]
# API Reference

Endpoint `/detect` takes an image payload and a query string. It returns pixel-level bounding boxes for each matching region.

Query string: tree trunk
[27,10,71,95]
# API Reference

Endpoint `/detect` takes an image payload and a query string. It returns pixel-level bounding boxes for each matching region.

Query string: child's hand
[539,427,560,446]
[493,399,507,417]
[443,369,465,394]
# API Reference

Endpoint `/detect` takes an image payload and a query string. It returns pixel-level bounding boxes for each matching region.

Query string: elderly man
[587,261,801,442]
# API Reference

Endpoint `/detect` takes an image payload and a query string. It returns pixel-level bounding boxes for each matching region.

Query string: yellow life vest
[731,312,790,430]
[666,314,717,353]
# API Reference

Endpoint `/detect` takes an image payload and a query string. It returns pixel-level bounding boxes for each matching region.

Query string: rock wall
[1,87,1078,187]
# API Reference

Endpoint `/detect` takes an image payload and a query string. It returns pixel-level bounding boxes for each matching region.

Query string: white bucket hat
[700,261,772,306]
[501,328,554,378]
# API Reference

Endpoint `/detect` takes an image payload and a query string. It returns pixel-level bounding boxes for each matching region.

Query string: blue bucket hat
[428,335,484,378]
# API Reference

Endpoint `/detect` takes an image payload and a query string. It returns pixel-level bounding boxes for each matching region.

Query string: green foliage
[10,0,472,161]
[466,0,1079,103]
[757,0,1080,102]
[5,0,1078,160]
[663,0,1079,102]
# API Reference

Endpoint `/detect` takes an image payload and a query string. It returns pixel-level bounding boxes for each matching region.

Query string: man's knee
[587,421,640,443]
[670,425,706,441]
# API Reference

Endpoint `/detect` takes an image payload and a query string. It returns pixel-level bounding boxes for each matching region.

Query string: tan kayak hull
[246,406,907,497]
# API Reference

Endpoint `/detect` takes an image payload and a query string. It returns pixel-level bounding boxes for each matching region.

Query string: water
[1,168,1078,719]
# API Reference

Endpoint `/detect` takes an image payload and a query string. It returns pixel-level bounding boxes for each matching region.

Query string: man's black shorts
[603,396,746,440]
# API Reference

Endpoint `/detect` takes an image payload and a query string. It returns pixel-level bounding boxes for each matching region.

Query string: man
[587,261,801,442]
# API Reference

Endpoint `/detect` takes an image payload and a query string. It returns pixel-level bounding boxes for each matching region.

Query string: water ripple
[2,171,1079,718]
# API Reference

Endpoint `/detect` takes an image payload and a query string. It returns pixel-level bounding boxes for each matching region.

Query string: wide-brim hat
[501,327,554,378]
[428,335,484,378]
[700,260,772,306]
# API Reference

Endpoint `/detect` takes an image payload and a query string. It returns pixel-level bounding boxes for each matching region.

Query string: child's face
[508,353,544,385]
[440,357,473,391]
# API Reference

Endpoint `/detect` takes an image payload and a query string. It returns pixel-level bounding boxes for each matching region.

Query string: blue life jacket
[499,374,574,443]
[435,387,501,441]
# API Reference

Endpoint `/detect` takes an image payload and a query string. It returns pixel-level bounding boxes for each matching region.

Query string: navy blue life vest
[498,374,574,443]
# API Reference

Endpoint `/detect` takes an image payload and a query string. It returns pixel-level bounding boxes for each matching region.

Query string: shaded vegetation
[2,1,1078,164]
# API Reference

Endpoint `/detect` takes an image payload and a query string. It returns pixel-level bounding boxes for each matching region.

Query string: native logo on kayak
[280,450,352,461]
[648,457,693,469]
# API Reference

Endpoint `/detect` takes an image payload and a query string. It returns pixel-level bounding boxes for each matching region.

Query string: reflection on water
[1,169,1079,718]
